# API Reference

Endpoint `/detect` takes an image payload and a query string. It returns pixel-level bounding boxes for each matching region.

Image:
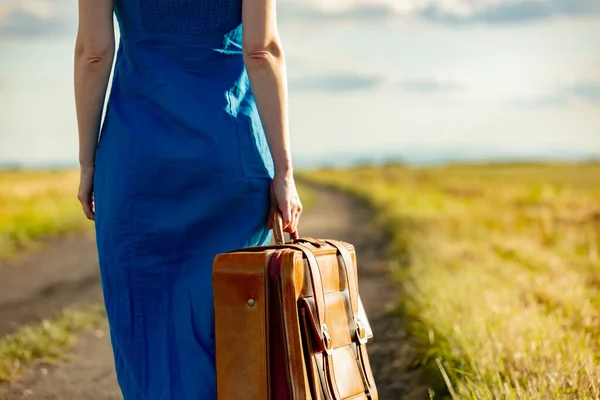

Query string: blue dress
[93,1,274,399]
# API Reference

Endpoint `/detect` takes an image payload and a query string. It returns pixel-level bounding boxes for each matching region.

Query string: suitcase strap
[324,240,376,398]
[323,240,368,344]
[288,243,333,354]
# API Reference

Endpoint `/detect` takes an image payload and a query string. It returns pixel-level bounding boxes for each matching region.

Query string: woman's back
[117,0,242,36]
[101,0,274,179]
[114,0,246,76]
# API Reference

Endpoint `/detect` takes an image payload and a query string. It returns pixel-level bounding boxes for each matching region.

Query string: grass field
[303,162,600,399]
[0,170,90,260]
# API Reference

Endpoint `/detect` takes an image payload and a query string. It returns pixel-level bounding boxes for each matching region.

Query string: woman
[74,0,302,398]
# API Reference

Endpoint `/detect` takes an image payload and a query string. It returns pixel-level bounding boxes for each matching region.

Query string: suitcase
[212,212,378,400]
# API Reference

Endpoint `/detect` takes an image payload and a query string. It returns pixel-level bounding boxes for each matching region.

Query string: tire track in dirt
[0,186,430,400]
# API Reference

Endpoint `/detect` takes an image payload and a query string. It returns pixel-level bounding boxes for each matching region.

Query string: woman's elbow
[75,38,115,68]
[243,40,284,69]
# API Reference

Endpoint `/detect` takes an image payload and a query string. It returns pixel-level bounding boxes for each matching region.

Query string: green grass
[301,162,600,399]
[0,170,91,260]
[0,304,106,383]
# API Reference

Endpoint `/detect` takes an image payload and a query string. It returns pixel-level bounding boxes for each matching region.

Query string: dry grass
[0,170,90,260]
[298,182,317,211]
[303,162,600,399]
[0,304,106,383]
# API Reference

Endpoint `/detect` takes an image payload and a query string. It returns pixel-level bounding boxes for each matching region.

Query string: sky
[0,0,599,167]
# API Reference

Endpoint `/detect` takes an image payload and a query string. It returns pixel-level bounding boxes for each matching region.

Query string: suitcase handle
[273,212,326,247]
[273,211,299,244]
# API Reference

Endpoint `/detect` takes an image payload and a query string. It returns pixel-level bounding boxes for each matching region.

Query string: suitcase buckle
[322,324,334,355]
[355,317,368,345]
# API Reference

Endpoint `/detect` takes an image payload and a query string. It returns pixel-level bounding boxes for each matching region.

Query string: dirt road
[0,187,429,400]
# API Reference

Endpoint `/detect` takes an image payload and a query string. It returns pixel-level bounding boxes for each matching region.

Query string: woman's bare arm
[74,0,115,219]
[242,0,291,176]
[242,0,302,232]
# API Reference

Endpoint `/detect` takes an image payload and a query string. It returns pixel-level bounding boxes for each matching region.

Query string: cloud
[0,10,69,37]
[569,82,600,103]
[511,94,568,108]
[289,72,464,93]
[279,3,398,23]
[422,0,600,24]
[278,0,600,25]
[400,78,463,93]
[4,0,598,38]
[0,1,74,38]
[512,81,600,108]
[289,73,385,92]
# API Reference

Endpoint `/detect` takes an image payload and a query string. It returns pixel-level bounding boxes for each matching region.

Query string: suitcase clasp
[355,317,369,345]
[322,324,334,355]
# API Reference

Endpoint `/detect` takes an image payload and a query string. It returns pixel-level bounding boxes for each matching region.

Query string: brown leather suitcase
[213,213,378,400]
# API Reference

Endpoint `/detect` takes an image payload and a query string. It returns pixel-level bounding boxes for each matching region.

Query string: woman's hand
[78,166,95,221]
[268,173,303,234]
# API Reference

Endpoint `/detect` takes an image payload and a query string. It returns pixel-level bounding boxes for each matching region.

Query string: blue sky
[0,0,599,167]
